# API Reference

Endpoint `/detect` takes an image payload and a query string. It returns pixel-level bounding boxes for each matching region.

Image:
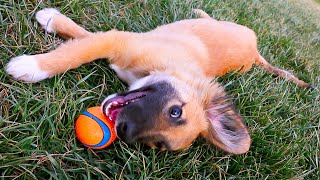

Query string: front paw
[35,8,61,33]
[6,55,49,83]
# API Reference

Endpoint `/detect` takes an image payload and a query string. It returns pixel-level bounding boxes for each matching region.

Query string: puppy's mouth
[102,91,149,122]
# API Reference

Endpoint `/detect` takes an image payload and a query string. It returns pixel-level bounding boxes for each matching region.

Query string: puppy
[5,8,311,154]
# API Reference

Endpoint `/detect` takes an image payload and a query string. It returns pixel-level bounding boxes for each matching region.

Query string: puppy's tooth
[105,104,112,114]
[107,103,112,109]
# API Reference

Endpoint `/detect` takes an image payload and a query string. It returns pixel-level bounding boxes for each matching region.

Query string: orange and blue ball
[75,106,117,149]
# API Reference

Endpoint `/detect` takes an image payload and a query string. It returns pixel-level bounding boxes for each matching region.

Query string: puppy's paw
[6,55,50,83]
[36,8,61,33]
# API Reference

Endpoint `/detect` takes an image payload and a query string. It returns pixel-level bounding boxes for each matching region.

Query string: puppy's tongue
[103,91,149,121]
[109,108,121,122]
[108,92,146,121]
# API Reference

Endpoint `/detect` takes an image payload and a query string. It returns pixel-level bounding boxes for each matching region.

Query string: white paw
[6,55,50,83]
[35,8,60,33]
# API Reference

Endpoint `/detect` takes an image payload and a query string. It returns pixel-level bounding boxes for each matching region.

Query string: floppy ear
[201,95,251,154]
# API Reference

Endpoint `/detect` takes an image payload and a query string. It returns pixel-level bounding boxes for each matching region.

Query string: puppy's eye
[170,106,182,118]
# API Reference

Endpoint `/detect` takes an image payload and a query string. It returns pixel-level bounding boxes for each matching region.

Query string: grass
[0,0,319,179]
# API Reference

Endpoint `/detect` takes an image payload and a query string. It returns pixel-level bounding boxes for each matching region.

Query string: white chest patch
[109,64,140,85]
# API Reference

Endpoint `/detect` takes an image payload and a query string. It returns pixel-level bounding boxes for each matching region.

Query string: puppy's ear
[201,95,250,154]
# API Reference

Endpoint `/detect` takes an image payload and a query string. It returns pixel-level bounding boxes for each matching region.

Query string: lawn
[0,0,319,179]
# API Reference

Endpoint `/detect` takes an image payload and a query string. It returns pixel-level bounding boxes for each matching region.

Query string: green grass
[1,0,319,179]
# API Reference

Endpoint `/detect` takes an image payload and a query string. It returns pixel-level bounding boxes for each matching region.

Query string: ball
[75,106,117,149]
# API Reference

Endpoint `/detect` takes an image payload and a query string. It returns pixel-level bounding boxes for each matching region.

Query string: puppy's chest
[109,64,147,85]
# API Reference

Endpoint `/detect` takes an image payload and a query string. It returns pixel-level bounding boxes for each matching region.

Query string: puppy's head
[102,73,250,154]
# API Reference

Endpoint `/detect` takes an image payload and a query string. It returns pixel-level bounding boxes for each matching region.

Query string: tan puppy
[6,8,311,154]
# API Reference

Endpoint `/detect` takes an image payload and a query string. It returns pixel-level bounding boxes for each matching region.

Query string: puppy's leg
[6,30,134,82]
[36,8,92,39]
[257,55,313,88]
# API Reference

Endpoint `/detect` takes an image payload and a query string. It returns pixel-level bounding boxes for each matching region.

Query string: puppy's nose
[116,122,132,141]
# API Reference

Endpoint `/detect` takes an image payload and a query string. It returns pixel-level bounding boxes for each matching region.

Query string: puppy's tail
[257,55,314,88]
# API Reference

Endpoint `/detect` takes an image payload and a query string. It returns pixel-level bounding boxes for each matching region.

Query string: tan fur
[51,14,92,39]
[7,9,311,154]
[36,9,310,88]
